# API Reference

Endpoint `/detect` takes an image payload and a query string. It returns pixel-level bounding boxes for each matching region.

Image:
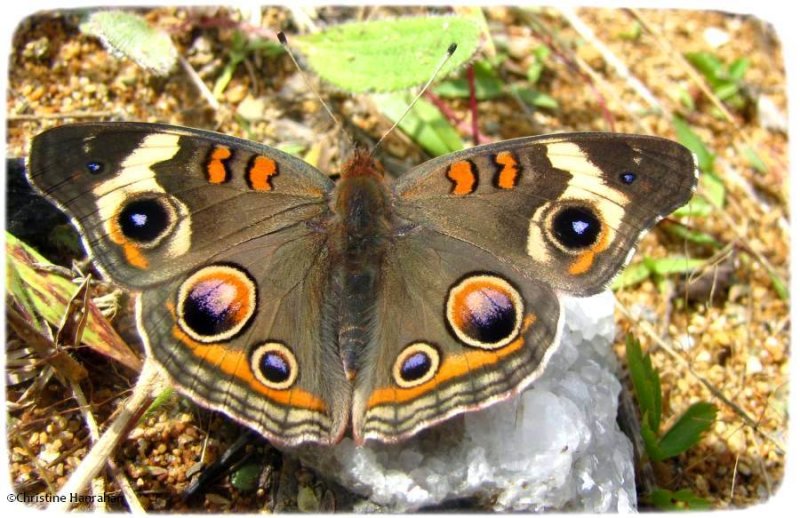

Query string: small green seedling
[672,116,726,214]
[374,92,464,156]
[434,46,559,111]
[612,256,705,291]
[625,335,717,510]
[685,51,750,112]
[214,31,283,97]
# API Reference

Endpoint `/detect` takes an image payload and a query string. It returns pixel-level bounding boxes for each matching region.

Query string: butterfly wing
[352,228,562,443]
[27,123,334,287]
[138,220,350,446]
[352,132,696,442]
[27,123,350,445]
[392,133,697,296]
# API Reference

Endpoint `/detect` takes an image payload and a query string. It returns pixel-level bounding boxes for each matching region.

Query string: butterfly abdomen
[333,151,394,379]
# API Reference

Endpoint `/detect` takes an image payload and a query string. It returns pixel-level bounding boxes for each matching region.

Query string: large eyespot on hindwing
[250,341,299,390]
[176,264,257,343]
[445,274,524,350]
[392,342,441,388]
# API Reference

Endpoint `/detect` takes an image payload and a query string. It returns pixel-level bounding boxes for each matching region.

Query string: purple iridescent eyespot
[176,265,257,343]
[250,342,298,390]
[446,274,524,350]
[392,343,440,388]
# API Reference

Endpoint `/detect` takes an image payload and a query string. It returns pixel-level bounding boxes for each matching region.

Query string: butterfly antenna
[370,42,458,158]
[277,31,340,127]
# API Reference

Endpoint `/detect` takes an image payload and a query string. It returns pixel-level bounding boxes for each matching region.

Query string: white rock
[290,291,635,511]
[746,355,763,375]
[703,27,730,48]
[758,96,788,133]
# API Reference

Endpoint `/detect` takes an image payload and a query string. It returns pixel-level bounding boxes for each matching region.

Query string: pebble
[225,83,249,104]
[703,27,730,48]
[746,355,763,375]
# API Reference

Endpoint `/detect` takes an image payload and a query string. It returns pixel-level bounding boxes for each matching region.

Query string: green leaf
[649,488,713,510]
[245,38,284,57]
[276,142,307,157]
[641,415,666,461]
[231,463,263,493]
[713,82,740,101]
[684,51,724,83]
[672,116,715,173]
[662,222,721,248]
[532,44,550,62]
[625,335,662,433]
[672,194,713,218]
[646,256,705,277]
[657,402,717,458]
[213,58,241,97]
[617,21,643,41]
[6,232,141,371]
[676,87,695,111]
[611,261,652,290]
[79,10,178,76]
[526,60,544,84]
[699,171,726,208]
[294,16,481,92]
[140,387,175,423]
[770,272,789,301]
[434,61,504,100]
[512,86,559,110]
[728,57,749,81]
[374,92,463,156]
[214,33,284,97]
[742,146,768,173]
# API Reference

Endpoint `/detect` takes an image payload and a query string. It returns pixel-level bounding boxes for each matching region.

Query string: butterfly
[26,122,696,446]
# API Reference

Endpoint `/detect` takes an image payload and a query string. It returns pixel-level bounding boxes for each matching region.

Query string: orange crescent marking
[248,156,278,191]
[495,151,520,189]
[568,251,596,275]
[108,220,149,269]
[447,161,477,195]
[367,314,537,407]
[166,303,327,412]
[568,223,611,276]
[207,146,232,184]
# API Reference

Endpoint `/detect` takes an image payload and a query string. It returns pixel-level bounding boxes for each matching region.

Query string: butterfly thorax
[333,149,394,379]
[334,149,392,260]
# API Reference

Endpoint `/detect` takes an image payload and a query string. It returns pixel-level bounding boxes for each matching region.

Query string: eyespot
[392,342,441,388]
[446,274,524,350]
[86,161,104,174]
[176,264,257,343]
[551,205,601,250]
[250,341,298,390]
[118,197,173,244]
[620,171,637,184]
